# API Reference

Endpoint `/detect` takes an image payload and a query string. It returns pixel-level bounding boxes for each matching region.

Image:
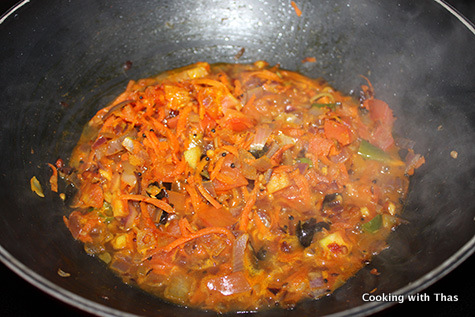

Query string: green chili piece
[296,157,313,168]
[357,140,393,163]
[311,103,337,110]
[362,214,382,233]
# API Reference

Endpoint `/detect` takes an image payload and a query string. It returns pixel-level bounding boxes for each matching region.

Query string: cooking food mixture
[60,61,424,312]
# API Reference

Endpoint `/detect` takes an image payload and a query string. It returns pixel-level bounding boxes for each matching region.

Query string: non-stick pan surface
[1,0,474,316]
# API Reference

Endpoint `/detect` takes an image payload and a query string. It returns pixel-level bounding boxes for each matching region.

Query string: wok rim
[1,237,473,316]
[1,0,474,316]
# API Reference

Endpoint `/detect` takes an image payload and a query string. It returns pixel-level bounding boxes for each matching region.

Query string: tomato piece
[370,125,394,151]
[308,135,334,157]
[79,182,103,208]
[324,120,352,146]
[221,109,254,132]
[368,98,394,126]
[197,206,237,228]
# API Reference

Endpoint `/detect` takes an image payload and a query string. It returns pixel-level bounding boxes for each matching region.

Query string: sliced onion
[124,201,138,228]
[201,181,217,198]
[276,131,296,146]
[265,141,280,159]
[329,147,350,163]
[121,137,135,152]
[405,149,425,175]
[229,205,244,218]
[250,125,272,153]
[394,137,416,150]
[110,254,134,274]
[105,137,125,156]
[121,161,137,187]
[92,135,107,149]
[232,233,249,272]
[166,274,193,301]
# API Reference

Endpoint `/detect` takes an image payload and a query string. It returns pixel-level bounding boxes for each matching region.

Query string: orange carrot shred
[121,194,175,213]
[179,218,195,236]
[196,182,222,209]
[291,1,302,17]
[302,56,316,63]
[60,62,423,312]
[238,183,259,231]
[47,163,58,192]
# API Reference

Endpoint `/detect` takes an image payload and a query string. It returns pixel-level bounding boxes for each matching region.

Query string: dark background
[1,0,474,316]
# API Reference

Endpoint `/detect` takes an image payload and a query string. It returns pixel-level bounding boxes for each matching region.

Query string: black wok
[0,0,474,316]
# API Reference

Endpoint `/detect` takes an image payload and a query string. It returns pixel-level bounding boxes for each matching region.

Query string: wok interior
[0,0,474,316]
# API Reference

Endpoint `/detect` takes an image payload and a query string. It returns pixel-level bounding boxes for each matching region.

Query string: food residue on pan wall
[291,1,302,17]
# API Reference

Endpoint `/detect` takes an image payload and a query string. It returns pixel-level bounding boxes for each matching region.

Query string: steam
[319,0,475,295]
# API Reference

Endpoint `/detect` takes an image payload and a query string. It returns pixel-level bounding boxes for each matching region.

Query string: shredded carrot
[291,169,312,210]
[210,155,226,180]
[238,183,259,231]
[215,172,237,185]
[270,143,294,165]
[60,61,422,312]
[184,183,203,211]
[220,145,239,157]
[291,1,302,17]
[47,163,58,192]
[120,194,175,213]
[143,129,165,157]
[234,79,243,98]
[302,56,316,63]
[139,202,162,235]
[176,104,192,138]
[243,93,256,110]
[196,182,222,209]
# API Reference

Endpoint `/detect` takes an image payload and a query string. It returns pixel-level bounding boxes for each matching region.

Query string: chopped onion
[308,272,325,288]
[30,176,44,197]
[167,190,186,212]
[241,160,258,180]
[202,181,217,198]
[265,142,280,159]
[64,211,82,239]
[92,135,107,149]
[135,229,157,254]
[404,149,425,175]
[276,131,296,146]
[206,271,251,296]
[165,273,193,302]
[394,137,416,150]
[122,137,135,152]
[110,254,134,274]
[124,201,138,228]
[232,233,249,272]
[121,161,137,187]
[184,146,201,169]
[250,125,272,153]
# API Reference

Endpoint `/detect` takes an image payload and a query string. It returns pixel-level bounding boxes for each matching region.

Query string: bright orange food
[61,61,423,312]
